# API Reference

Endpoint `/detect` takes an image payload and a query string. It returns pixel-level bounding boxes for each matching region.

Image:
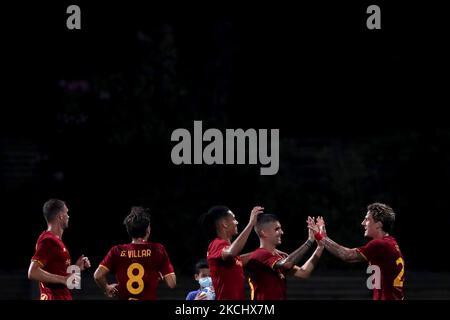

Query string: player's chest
[54,243,71,266]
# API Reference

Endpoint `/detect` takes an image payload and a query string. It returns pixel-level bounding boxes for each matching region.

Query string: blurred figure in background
[185,258,215,300]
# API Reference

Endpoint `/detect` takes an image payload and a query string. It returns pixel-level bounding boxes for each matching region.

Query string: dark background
[1,1,449,299]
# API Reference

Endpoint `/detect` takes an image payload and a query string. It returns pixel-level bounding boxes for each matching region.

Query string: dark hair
[367,203,396,234]
[123,206,151,238]
[200,205,231,240]
[254,214,279,235]
[194,258,209,274]
[43,199,66,223]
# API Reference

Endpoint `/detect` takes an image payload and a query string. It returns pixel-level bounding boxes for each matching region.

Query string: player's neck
[217,230,232,243]
[47,224,63,238]
[132,238,148,244]
[260,241,276,253]
[373,231,389,240]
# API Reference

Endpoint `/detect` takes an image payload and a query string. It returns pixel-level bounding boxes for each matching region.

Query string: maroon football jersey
[358,236,405,300]
[31,231,72,300]
[246,248,287,300]
[207,238,245,300]
[99,241,174,300]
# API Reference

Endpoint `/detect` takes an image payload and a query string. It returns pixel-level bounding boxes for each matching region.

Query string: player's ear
[220,218,228,229]
[259,228,266,238]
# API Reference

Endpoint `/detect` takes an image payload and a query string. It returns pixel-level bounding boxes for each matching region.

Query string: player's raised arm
[290,228,324,278]
[222,206,263,260]
[273,225,314,270]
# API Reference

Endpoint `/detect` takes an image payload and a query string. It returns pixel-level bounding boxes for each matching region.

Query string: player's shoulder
[149,242,168,252]
[108,243,128,253]
[209,238,228,248]
[37,231,59,245]
[251,247,270,258]
[367,237,392,248]
[250,248,276,263]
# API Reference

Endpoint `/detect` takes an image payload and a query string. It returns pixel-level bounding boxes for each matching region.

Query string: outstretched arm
[308,216,365,263]
[322,238,365,263]
[274,238,314,270]
[222,206,264,260]
[291,245,324,279]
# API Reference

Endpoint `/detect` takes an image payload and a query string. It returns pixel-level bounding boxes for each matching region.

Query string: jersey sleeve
[158,245,175,277]
[357,239,385,262]
[208,239,229,260]
[32,238,57,267]
[251,249,282,270]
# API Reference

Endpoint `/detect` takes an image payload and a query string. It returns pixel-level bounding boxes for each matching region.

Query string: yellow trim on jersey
[356,249,368,261]
[163,272,175,278]
[248,278,255,300]
[98,264,110,272]
[31,259,44,267]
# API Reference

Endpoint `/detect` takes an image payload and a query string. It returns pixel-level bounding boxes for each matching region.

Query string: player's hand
[306,216,319,234]
[316,216,327,237]
[76,255,91,271]
[194,291,208,300]
[105,283,119,298]
[248,206,264,226]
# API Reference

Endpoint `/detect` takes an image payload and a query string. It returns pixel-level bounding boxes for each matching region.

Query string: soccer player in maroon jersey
[93,206,176,300]
[246,214,324,300]
[201,205,263,300]
[308,203,405,300]
[28,199,91,300]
